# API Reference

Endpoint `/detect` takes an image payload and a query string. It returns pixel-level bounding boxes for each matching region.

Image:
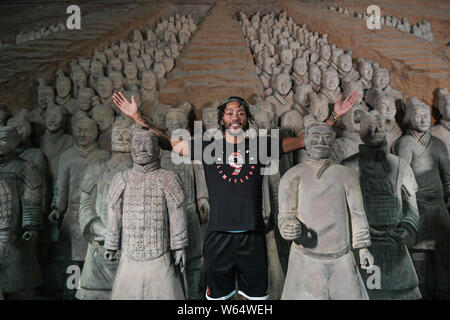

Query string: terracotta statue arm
[344,170,371,250]
[21,163,43,241]
[278,169,302,241]
[438,144,450,206]
[104,172,125,259]
[49,157,70,223]
[79,186,105,242]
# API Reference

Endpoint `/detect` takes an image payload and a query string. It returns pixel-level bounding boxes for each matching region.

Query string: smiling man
[112,90,359,300]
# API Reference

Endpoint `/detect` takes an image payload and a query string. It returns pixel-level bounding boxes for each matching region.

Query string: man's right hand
[48,209,60,224]
[280,218,302,241]
[113,91,139,121]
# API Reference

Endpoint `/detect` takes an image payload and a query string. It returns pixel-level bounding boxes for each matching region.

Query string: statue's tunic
[76,157,132,300]
[51,144,109,261]
[105,166,188,300]
[395,131,450,248]
[344,145,421,299]
[0,155,42,293]
[278,159,371,300]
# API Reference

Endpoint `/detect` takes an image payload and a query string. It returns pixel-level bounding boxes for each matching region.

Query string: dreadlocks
[217,96,255,132]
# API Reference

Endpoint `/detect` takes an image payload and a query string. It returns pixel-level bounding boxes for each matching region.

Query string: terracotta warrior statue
[332,93,368,162]
[76,119,133,300]
[96,76,116,114]
[394,97,450,298]
[104,126,188,300]
[318,66,342,105]
[31,78,55,138]
[336,52,359,85]
[123,61,141,91]
[309,63,322,93]
[0,127,43,299]
[39,105,74,185]
[343,110,421,300]
[160,104,210,299]
[49,117,109,299]
[375,94,402,150]
[266,72,294,118]
[91,101,115,153]
[260,56,277,96]
[55,69,77,115]
[365,66,403,109]
[357,58,374,90]
[291,56,309,87]
[432,88,450,157]
[278,117,372,300]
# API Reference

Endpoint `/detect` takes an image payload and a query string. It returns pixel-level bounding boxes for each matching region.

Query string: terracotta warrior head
[77,87,95,112]
[310,95,330,122]
[293,56,308,75]
[45,105,69,133]
[357,58,373,83]
[359,110,386,148]
[375,94,396,123]
[405,97,431,132]
[74,117,98,148]
[304,117,336,160]
[321,67,340,91]
[437,88,450,121]
[92,103,115,133]
[340,103,368,133]
[372,67,390,90]
[7,111,32,145]
[131,124,160,165]
[55,69,72,99]
[96,76,113,99]
[111,119,132,153]
[309,64,322,88]
[165,102,191,136]
[140,69,157,91]
[272,72,292,96]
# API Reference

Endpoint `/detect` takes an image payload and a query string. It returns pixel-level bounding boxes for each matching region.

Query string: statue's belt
[293,243,350,260]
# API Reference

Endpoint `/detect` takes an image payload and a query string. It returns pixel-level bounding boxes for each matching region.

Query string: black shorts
[204,231,269,300]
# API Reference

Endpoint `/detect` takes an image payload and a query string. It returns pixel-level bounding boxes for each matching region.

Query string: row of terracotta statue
[238,10,449,299]
[327,4,434,41]
[0,13,202,300]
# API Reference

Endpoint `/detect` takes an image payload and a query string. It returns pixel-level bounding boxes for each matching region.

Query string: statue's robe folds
[278,159,371,300]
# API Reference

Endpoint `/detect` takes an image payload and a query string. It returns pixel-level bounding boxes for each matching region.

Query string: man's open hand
[113,91,138,120]
[333,90,359,118]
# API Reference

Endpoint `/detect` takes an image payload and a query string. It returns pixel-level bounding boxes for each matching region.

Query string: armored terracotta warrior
[332,100,369,163]
[39,105,74,185]
[0,127,43,299]
[76,119,133,300]
[375,94,402,151]
[55,69,77,115]
[266,72,294,118]
[160,104,209,299]
[343,110,421,300]
[278,117,372,300]
[291,56,309,87]
[104,126,188,300]
[309,63,322,93]
[7,112,49,211]
[31,78,55,138]
[337,53,359,85]
[49,117,109,298]
[432,88,450,157]
[395,97,450,299]
[91,101,115,153]
[357,58,374,90]
[319,66,342,105]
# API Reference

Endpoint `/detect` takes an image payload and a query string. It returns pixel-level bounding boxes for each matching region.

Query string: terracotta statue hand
[112,91,139,120]
[22,230,38,241]
[173,248,186,273]
[280,218,302,241]
[197,197,210,224]
[359,248,374,270]
[333,90,359,117]
[104,249,117,261]
[48,209,60,224]
[91,219,107,240]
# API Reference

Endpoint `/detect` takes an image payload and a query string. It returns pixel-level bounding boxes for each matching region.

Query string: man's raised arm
[113,92,190,157]
[281,90,359,154]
